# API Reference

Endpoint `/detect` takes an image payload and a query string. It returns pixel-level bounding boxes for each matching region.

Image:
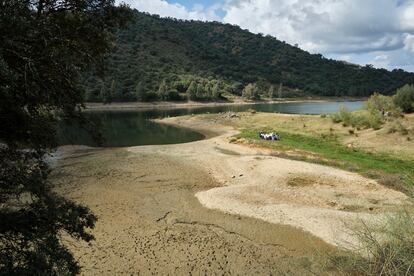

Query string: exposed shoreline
[84,97,365,111]
[53,112,411,274]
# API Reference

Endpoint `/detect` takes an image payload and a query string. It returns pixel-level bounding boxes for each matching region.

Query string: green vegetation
[83,10,414,102]
[242,83,260,100]
[236,130,414,193]
[0,1,128,274]
[394,84,414,113]
[331,107,383,130]
[330,88,412,130]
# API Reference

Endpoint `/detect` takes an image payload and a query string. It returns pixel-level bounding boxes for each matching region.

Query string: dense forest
[83,10,414,102]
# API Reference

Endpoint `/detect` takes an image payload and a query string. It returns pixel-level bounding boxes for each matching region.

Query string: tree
[101,82,112,104]
[0,0,130,274]
[278,83,283,99]
[212,81,221,99]
[242,83,260,100]
[268,85,275,99]
[158,79,168,100]
[135,82,146,101]
[186,81,197,100]
[394,84,414,113]
[365,92,398,114]
[196,83,205,99]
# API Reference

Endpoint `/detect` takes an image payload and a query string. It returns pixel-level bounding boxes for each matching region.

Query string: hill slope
[83,10,414,102]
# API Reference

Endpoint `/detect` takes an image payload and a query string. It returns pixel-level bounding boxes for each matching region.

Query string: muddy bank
[53,148,331,275]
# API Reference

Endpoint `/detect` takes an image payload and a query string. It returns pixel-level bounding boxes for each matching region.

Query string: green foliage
[338,106,352,126]
[212,81,221,99]
[101,82,112,104]
[158,79,168,100]
[268,85,276,99]
[0,0,129,274]
[278,83,284,98]
[365,92,401,116]
[394,84,414,113]
[176,76,223,101]
[332,108,383,130]
[242,83,260,100]
[82,10,414,102]
[186,81,197,100]
[134,82,145,101]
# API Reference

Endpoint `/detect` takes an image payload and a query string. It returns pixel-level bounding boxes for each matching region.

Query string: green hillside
[83,10,414,102]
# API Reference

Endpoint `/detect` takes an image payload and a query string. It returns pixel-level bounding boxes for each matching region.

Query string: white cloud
[404,34,414,53]
[117,0,222,21]
[222,0,414,54]
[219,0,414,71]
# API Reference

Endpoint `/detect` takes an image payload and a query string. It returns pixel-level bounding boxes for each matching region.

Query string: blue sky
[118,0,414,72]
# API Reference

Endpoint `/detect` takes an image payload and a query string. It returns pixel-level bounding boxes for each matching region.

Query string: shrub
[332,109,382,130]
[331,112,342,123]
[242,83,260,100]
[387,120,409,135]
[394,84,414,113]
[326,211,414,276]
[365,92,399,115]
[338,106,352,126]
[366,112,383,130]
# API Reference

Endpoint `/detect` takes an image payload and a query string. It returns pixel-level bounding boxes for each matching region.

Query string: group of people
[259,132,280,141]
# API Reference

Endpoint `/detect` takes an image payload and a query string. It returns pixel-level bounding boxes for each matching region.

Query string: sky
[116,0,414,72]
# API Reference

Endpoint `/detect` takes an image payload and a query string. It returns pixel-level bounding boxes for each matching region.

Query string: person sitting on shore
[259,132,280,141]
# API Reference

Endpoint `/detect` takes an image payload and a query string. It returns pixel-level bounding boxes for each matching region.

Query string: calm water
[58,101,364,147]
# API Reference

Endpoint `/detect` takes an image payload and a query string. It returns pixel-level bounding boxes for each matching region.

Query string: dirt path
[52,115,410,275]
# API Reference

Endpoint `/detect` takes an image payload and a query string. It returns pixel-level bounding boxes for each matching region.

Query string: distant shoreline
[84,97,366,112]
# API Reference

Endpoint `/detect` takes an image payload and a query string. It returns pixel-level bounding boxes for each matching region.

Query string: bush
[242,83,260,100]
[394,84,414,113]
[365,93,397,112]
[338,106,352,126]
[326,211,414,275]
[332,108,382,130]
[387,120,409,135]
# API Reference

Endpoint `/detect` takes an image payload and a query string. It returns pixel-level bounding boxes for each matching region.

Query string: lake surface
[58,101,364,147]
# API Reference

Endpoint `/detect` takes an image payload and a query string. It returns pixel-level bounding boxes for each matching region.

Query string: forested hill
[83,10,414,102]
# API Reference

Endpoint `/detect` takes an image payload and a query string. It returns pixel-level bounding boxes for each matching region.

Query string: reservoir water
[58,101,364,147]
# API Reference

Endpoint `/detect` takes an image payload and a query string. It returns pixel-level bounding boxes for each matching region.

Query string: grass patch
[236,129,414,193]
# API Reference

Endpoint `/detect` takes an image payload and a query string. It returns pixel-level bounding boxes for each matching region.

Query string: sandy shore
[52,114,409,274]
[52,145,332,275]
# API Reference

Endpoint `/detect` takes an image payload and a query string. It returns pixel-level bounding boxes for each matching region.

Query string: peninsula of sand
[52,112,412,275]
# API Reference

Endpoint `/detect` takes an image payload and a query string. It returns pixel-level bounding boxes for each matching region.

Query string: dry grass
[201,112,414,159]
[325,210,414,276]
[286,176,315,187]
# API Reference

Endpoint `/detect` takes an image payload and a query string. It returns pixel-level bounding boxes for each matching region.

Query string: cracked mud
[53,148,332,275]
